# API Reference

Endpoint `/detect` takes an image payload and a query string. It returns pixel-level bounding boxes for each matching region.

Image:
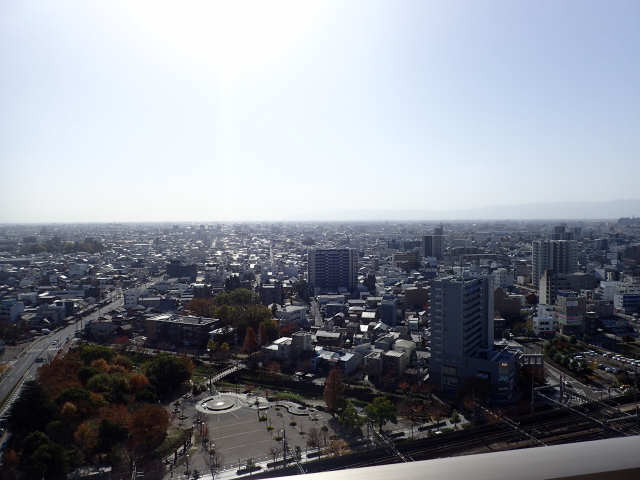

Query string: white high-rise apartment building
[532,240,577,287]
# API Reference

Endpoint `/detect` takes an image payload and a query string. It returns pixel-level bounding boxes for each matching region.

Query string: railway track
[322,405,640,472]
[257,403,640,478]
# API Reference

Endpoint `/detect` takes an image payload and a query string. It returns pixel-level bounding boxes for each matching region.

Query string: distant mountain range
[304,199,640,221]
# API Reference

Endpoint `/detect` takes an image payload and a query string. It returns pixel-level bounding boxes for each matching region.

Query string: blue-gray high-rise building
[429,275,516,400]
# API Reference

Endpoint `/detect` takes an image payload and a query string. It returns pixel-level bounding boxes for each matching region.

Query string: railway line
[317,402,640,473]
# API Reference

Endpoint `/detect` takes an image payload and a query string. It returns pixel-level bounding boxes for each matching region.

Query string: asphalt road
[0,273,171,417]
[0,290,124,418]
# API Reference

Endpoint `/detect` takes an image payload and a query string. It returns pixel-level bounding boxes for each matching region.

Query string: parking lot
[570,349,639,392]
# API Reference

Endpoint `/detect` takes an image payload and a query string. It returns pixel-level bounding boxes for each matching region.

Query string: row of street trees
[323,368,397,433]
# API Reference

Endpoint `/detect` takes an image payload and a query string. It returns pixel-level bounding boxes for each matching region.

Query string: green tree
[340,400,363,432]
[365,396,397,433]
[323,368,345,416]
[20,431,68,479]
[86,373,113,394]
[98,419,129,452]
[144,354,193,396]
[451,410,460,427]
[79,344,115,364]
[219,342,230,360]
[207,340,219,359]
[8,381,56,439]
[259,319,278,344]
[229,288,257,305]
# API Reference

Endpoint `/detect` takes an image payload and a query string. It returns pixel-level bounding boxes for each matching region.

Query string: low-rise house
[382,349,408,376]
[315,330,343,347]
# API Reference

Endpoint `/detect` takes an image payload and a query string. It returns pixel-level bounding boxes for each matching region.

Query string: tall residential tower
[532,240,578,287]
[307,248,358,295]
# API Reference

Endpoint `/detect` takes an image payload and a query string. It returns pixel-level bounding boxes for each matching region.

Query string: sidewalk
[185,415,469,480]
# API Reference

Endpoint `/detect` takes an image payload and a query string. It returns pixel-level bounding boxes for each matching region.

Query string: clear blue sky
[1,0,639,222]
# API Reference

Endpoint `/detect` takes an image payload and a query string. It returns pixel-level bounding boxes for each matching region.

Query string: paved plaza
[165,391,337,478]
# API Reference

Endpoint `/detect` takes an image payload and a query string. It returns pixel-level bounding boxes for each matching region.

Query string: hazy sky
[1,0,639,222]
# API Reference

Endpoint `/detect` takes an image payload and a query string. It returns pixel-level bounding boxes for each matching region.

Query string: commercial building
[145,313,218,349]
[429,275,516,400]
[532,304,556,336]
[380,298,398,326]
[539,270,570,305]
[0,299,24,322]
[423,226,444,260]
[540,271,598,305]
[532,240,578,287]
[492,268,514,289]
[391,250,420,270]
[307,248,358,295]
[260,282,283,306]
[291,331,313,356]
[555,292,586,335]
[166,260,197,281]
[276,305,308,328]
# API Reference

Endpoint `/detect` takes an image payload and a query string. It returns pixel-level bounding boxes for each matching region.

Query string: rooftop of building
[147,313,218,326]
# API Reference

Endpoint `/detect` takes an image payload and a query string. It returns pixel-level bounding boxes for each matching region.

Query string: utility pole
[530,374,535,414]
[282,427,287,466]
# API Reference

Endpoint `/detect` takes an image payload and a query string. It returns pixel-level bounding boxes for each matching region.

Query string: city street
[0,290,124,419]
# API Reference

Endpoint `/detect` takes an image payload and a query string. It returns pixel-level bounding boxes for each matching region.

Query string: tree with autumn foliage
[258,322,268,346]
[323,368,345,416]
[258,319,278,345]
[129,405,169,453]
[186,297,217,317]
[3,344,182,479]
[37,357,83,399]
[242,326,258,353]
[128,373,151,392]
[74,420,100,455]
[1,449,19,480]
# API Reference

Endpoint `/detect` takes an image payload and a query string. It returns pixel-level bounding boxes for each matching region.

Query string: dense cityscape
[3,0,640,478]
[1,219,640,479]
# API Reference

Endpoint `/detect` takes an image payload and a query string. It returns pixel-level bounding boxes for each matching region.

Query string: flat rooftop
[148,313,218,326]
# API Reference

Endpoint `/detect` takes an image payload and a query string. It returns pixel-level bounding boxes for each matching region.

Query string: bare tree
[269,445,281,468]
[307,426,321,452]
[205,450,223,479]
[321,425,329,446]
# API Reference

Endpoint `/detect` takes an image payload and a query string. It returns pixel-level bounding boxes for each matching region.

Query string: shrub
[271,392,306,405]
